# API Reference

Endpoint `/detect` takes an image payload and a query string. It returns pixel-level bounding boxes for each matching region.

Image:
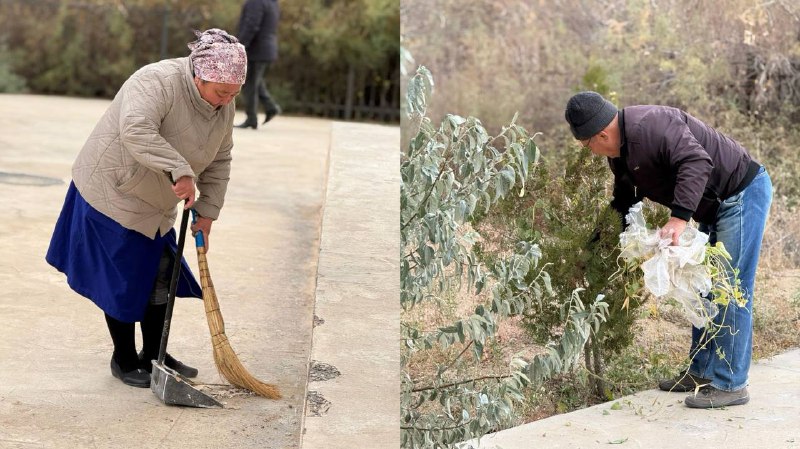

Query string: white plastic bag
[619,203,717,328]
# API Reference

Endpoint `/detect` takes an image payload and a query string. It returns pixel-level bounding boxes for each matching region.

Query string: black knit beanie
[564,91,618,140]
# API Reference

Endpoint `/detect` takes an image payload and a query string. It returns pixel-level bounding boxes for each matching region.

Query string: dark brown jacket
[609,105,760,225]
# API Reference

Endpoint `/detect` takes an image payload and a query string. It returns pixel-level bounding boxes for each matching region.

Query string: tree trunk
[591,339,605,398]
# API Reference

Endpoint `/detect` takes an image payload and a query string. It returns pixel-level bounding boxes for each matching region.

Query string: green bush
[0,0,399,121]
[0,44,25,93]
[401,66,608,448]
[481,145,670,399]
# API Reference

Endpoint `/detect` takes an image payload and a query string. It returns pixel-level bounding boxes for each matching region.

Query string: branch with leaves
[401,66,608,449]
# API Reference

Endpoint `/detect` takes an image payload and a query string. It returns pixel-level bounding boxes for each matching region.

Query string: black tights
[104,303,167,372]
[105,247,173,372]
[104,313,137,372]
[140,302,167,365]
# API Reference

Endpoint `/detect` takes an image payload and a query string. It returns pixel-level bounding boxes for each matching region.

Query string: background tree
[401,66,608,448]
[0,0,400,122]
[402,0,800,229]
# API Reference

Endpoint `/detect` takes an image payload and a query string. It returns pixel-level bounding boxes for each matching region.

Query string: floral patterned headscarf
[188,29,247,85]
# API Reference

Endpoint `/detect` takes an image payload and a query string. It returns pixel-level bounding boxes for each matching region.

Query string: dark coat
[237,0,279,62]
[609,105,760,225]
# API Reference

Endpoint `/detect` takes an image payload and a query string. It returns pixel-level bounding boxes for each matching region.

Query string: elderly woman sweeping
[46,29,246,388]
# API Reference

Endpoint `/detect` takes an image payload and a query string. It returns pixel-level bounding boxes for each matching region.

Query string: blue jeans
[689,167,772,391]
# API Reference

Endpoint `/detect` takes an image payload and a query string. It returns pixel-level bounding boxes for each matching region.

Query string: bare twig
[439,341,474,377]
[412,374,511,393]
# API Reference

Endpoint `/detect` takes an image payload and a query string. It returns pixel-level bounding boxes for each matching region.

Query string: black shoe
[139,351,199,378]
[263,106,281,124]
[658,370,711,392]
[236,121,257,129]
[110,358,151,388]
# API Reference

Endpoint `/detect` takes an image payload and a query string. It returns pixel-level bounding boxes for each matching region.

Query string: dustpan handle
[157,202,191,366]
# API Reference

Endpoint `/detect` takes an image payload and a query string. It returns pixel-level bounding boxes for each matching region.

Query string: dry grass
[761,198,800,270]
[405,262,800,425]
[752,269,800,358]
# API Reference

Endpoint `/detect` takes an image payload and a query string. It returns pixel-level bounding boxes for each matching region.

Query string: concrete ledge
[300,122,400,448]
[464,348,800,448]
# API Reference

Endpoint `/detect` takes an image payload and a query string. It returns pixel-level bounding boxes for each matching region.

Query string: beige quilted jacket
[72,57,234,239]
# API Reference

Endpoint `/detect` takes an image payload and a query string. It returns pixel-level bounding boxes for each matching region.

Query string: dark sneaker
[138,351,199,378]
[658,370,711,392]
[685,385,749,408]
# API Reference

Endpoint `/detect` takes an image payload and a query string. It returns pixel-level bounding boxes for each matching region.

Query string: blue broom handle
[190,209,205,248]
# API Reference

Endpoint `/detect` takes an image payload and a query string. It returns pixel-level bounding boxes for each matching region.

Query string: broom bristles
[197,248,281,400]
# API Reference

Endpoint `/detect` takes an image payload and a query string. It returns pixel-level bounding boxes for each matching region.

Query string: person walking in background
[564,91,772,409]
[236,0,281,129]
[46,29,247,388]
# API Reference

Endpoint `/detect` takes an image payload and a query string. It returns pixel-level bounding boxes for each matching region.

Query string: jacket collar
[183,57,220,120]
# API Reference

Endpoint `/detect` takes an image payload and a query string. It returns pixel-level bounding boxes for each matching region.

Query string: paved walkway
[464,348,800,449]
[0,94,398,448]
[301,123,399,448]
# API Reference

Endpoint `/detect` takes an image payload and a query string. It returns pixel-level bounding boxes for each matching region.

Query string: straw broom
[192,213,281,399]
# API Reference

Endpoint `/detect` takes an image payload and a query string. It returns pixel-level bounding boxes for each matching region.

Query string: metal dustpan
[151,362,221,408]
[150,204,221,408]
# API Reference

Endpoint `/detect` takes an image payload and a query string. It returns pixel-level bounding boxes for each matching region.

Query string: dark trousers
[241,60,279,123]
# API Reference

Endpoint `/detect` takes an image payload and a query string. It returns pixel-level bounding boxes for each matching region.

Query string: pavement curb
[463,348,800,448]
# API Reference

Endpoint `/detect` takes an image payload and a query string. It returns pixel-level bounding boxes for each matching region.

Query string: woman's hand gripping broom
[191,210,281,399]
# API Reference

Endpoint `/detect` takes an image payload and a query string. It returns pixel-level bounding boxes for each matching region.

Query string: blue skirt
[46,182,202,322]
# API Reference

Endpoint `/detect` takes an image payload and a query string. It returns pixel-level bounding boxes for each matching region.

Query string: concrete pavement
[0,94,398,448]
[301,123,399,448]
[463,348,800,449]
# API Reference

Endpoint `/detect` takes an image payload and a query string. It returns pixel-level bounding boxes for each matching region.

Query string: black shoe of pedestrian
[236,121,257,129]
[110,358,151,388]
[658,370,711,392]
[263,106,281,124]
[685,385,749,408]
[138,351,199,378]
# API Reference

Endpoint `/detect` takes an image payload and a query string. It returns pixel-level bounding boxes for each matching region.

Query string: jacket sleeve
[661,115,713,221]
[237,0,264,49]
[608,157,641,228]
[117,74,195,183]
[194,122,233,221]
